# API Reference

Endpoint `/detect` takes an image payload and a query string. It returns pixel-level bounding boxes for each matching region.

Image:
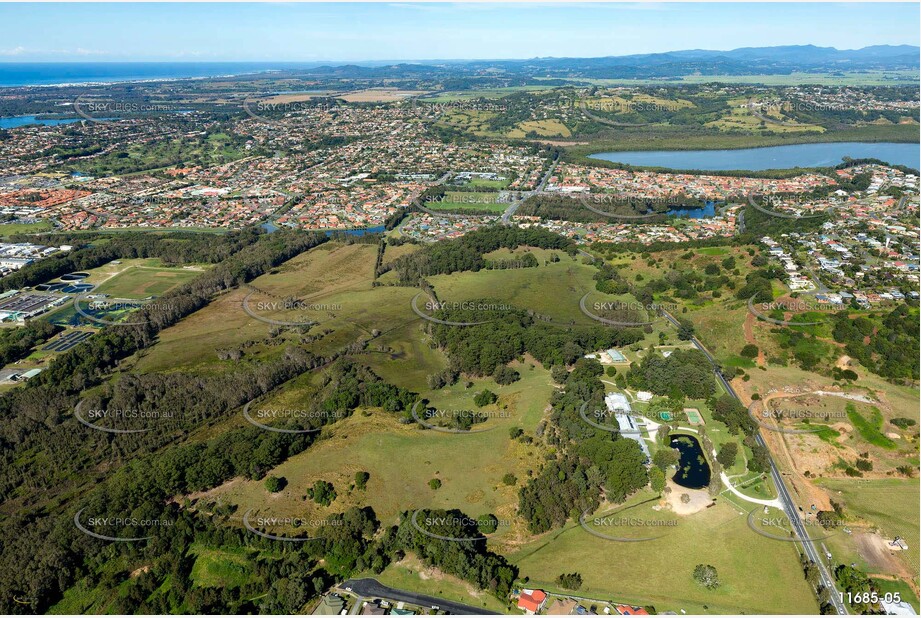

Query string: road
[658,309,848,615]
[500,154,558,225]
[338,578,501,615]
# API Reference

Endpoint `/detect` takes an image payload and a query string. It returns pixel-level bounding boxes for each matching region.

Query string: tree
[693,564,720,589]
[747,442,771,473]
[656,424,672,445]
[677,318,695,341]
[474,389,497,407]
[307,480,336,506]
[477,513,499,534]
[680,493,691,504]
[713,395,756,436]
[428,478,442,490]
[555,572,583,591]
[551,365,569,384]
[649,466,666,495]
[653,447,679,471]
[355,471,370,491]
[707,473,722,498]
[494,365,520,385]
[740,344,759,359]
[502,473,517,486]
[717,442,738,468]
[264,476,287,493]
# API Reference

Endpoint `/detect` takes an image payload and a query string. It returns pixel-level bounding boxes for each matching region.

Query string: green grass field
[363,556,510,614]
[132,242,385,373]
[189,544,259,589]
[192,363,554,537]
[816,478,919,587]
[427,250,597,324]
[93,265,201,299]
[845,404,897,449]
[427,191,506,213]
[0,221,54,236]
[508,499,818,614]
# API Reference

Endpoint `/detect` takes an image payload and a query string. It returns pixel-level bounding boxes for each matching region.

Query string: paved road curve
[657,308,848,615]
[338,578,501,615]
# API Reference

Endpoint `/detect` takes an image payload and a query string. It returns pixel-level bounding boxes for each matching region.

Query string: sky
[0,2,918,63]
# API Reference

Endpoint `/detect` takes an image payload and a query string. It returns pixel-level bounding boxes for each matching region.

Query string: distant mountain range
[305,45,920,80]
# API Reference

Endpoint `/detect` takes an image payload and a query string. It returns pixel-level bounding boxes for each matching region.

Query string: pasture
[508,497,818,614]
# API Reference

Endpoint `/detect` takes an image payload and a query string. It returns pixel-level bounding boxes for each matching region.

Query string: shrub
[264,476,287,493]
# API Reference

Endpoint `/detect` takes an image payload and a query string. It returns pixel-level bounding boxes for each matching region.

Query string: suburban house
[615,605,650,616]
[518,589,548,615]
[313,594,345,615]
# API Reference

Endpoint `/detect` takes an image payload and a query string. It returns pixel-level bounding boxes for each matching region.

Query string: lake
[0,115,86,129]
[670,434,711,490]
[590,142,920,171]
[325,225,385,237]
[667,201,716,219]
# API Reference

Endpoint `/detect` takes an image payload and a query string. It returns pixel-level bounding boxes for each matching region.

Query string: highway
[338,578,501,615]
[658,308,848,615]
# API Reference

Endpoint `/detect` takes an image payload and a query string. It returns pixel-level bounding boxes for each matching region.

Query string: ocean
[0,62,326,87]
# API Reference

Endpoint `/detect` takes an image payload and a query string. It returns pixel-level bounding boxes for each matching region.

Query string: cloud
[0,46,27,56]
[74,48,110,56]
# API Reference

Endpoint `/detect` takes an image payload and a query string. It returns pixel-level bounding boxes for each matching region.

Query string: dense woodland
[517,193,711,224]
[388,225,575,284]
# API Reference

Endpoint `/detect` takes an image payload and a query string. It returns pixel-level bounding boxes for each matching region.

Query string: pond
[670,434,711,489]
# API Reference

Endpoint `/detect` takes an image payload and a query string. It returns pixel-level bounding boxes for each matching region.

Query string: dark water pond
[670,434,711,489]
